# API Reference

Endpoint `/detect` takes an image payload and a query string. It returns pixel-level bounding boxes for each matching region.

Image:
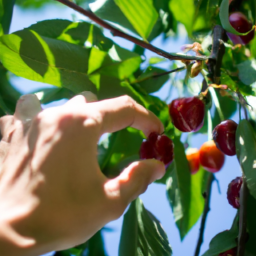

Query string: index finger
[91,95,164,137]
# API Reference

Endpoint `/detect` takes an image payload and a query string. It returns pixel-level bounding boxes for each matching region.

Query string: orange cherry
[186,148,200,174]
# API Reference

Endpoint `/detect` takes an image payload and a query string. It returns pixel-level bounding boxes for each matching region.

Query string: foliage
[1,0,256,255]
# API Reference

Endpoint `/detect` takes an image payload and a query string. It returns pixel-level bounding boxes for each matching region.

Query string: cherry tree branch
[194,174,214,256]
[55,0,207,61]
[194,25,227,256]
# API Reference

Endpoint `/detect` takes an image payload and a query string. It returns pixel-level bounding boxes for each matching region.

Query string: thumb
[104,159,165,215]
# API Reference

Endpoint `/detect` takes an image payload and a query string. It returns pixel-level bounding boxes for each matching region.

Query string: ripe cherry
[219,247,237,256]
[213,120,238,156]
[199,140,225,173]
[168,97,205,132]
[139,132,174,168]
[227,12,254,45]
[227,177,243,209]
[186,148,200,174]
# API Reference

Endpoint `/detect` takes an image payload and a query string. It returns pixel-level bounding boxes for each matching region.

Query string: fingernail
[144,159,166,182]
[79,91,98,103]
[14,94,42,122]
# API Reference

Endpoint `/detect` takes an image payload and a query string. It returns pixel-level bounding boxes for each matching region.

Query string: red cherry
[168,97,205,132]
[227,12,254,45]
[213,120,238,156]
[199,141,225,173]
[186,148,200,174]
[139,132,174,168]
[219,247,237,256]
[227,177,243,209]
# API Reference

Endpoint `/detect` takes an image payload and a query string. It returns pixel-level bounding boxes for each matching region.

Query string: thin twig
[55,0,207,61]
[131,66,186,84]
[194,174,214,256]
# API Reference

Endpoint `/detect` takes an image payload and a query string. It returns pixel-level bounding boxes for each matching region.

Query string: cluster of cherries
[139,96,242,255]
[139,10,253,255]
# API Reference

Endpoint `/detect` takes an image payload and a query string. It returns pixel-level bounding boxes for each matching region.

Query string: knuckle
[121,95,136,109]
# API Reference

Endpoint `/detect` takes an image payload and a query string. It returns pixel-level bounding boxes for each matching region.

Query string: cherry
[227,12,254,45]
[213,120,238,156]
[219,247,237,256]
[227,177,243,209]
[168,97,205,132]
[139,132,174,168]
[199,140,225,173]
[186,148,200,174]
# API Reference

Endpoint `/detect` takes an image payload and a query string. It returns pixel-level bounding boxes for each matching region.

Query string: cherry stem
[207,110,212,141]
[131,65,187,84]
[194,174,214,256]
[55,0,207,61]
[209,87,225,122]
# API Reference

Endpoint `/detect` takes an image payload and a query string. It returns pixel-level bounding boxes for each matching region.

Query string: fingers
[93,96,164,137]
[14,94,42,123]
[104,159,165,218]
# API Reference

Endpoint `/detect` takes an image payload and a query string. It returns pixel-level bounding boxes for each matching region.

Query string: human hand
[0,93,165,256]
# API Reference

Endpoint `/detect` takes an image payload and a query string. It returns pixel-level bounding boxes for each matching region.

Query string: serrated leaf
[166,138,208,239]
[236,120,256,200]
[0,29,96,93]
[119,198,172,256]
[219,0,254,35]
[237,60,256,85]
[114,0,158,40]
[169,0,195,36]
[0,0,15,36]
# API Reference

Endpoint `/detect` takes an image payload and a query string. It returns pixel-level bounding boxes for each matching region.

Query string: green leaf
[149,57,167,64]
[96,44,142,79]
[119,198,172,256]
[236,120,256,200]
[219,0,254,35]
[0,0,15,35]
[237,60,256,86]
[169,0,195,36]
[0,29,96,93]
[136,67,169,93]
[33,87,74,104]
[201,229,238,256]
[166,138,208,239]
[87,230,108,256]
[0,65,21,114]
[114,0,158,40]
[90,0,163,41]
[98,127,144,178]
[28,19,113,50]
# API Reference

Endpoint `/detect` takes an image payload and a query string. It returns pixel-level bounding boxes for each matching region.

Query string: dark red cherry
[219,247,237,256]
[227,177,243,209]
[227,12,254,45]
[168,97,205,132]
[139,132,174,168]
[213,120,238,156]
[199,140,225,173]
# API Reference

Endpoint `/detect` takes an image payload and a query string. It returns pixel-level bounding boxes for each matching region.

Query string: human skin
[0,93,165,256]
